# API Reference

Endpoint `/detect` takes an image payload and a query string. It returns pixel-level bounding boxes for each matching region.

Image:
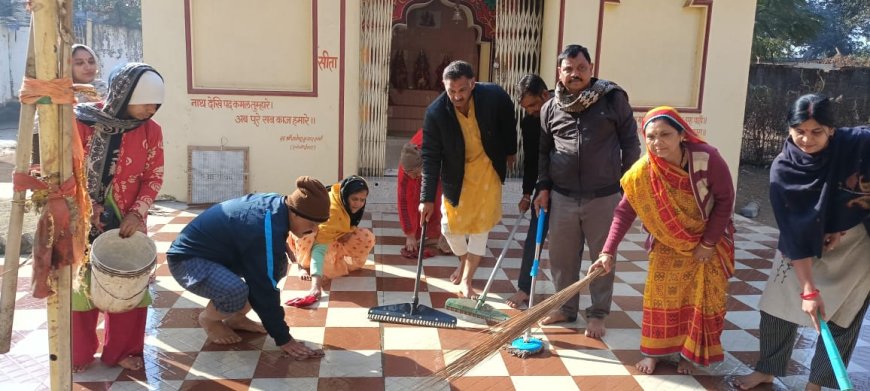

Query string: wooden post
[0,27,36,355]
[31,0,74,389]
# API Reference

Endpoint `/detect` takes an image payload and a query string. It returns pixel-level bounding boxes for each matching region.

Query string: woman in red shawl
[591,106,735,374]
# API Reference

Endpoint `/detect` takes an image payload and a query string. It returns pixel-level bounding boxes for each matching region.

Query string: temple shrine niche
[390,49,410,90]
[387,0,493,139]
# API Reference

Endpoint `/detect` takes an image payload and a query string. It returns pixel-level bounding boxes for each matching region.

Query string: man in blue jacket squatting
[167,176,330,360]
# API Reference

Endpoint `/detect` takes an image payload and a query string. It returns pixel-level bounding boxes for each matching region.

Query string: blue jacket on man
[167,193,293,346]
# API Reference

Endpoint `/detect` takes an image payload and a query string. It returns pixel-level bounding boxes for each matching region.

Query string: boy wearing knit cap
[167,176,330,360]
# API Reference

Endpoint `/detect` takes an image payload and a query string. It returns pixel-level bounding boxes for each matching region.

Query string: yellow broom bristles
[426,268,604,383]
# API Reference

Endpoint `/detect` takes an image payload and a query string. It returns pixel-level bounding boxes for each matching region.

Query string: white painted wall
[0,24,29,106]
[0,22,142,106]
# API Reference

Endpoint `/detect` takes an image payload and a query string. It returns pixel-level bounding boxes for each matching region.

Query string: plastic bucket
[89,229,157,313]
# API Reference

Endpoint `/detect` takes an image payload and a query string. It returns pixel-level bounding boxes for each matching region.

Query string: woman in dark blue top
[736,94,870,390]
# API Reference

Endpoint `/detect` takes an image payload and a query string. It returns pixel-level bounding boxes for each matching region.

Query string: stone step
[388,105,427,119]
[389,88,440,107]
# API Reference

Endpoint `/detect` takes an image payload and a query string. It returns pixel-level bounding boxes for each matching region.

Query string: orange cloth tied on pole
[19,77,76,105]
[12,122,91,299]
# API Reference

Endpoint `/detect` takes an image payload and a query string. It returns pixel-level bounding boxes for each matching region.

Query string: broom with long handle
[818,310,855,390]
[368,223,457,328]
[444,213,526,323]
[507,209,548,357]
[430,265,604,381]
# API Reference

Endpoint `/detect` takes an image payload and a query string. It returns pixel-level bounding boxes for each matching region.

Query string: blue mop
[507,209,547,358]
[819,311,855,390]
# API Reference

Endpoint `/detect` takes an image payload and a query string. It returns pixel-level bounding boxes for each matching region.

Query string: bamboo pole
[31,0,73,389]
[0,26,36,355]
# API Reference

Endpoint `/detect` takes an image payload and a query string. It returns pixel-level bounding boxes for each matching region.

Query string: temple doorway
[383,0,493,175]
[357,0,543,177]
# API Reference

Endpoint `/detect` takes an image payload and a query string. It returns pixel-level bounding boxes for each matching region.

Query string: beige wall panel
[143,0,357,201]
[598,0,706,109]
[699,0,758,185]
[188,0,313,92]
[540,0,561,85]
[343,1,361,180]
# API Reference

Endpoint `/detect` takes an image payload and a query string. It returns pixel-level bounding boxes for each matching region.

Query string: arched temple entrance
[358,0,543,177]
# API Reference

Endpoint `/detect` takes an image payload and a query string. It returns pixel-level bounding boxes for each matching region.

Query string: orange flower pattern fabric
[621,155,732,366]
[290,228,375,279]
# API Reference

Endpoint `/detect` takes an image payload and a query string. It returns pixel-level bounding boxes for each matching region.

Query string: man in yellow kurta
[419,60,517,298]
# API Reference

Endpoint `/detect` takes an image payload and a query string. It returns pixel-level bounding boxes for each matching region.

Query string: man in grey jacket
[533,44,641,337]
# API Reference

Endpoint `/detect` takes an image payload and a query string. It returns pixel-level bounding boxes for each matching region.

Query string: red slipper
[285,294,318,308]
[400,247,416,259]
[400,248,437,259]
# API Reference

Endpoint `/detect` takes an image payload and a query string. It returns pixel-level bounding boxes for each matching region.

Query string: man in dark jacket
[419,60,517,298]
[534,44,641,337]
[167,176,330,360]
[507,74,551,308]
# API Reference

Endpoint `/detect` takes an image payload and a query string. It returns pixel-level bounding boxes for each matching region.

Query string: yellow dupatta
[315,183,353,244]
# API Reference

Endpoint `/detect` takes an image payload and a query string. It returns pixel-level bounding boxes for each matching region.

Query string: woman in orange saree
[591,106,735,374]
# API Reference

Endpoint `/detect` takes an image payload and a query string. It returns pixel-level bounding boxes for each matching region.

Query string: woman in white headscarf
[71,63,165,372]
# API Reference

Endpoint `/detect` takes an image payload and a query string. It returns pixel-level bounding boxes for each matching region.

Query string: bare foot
[449,261,465,285]
[585,317,607,338]
[506,290,529,309]
[458,283,478,299]
[677,358,694,375]
[198,310,242,344]
[224,314,267,334]
[635,357,658,374]
[732,371,774,390]
[72,363,91,373]
[117,356,144,371]
[299,267,312,281]
[540,310,573,325]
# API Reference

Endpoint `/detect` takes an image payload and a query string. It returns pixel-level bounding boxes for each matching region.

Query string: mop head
[367,303,457,328]
[506,336,544,358]
[445,298,510,324]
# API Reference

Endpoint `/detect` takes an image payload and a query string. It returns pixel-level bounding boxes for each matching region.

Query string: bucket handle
[90,266,153,302]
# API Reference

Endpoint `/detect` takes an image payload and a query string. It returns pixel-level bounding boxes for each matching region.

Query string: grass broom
[429,267,605,382]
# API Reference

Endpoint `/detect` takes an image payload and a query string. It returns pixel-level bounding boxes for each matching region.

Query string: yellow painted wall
[142,0,360,201]
[540,0,561,85]
[552,0,757,186]
[143,0,754,200]
[599,0,706,108]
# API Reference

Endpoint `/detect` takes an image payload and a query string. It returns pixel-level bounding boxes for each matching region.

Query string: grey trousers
[755,294,870,389]
[548,191,620,320]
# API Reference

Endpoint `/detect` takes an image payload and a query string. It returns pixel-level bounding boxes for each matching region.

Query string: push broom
[444,213,526,324]
[368,224,457,328]
[430,257,604,381]
[507,209,547,358]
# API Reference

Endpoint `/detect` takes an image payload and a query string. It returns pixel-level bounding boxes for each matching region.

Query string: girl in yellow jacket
[288,176,375,300]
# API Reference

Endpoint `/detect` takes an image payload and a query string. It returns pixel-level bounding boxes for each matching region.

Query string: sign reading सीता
[188,96,323,151]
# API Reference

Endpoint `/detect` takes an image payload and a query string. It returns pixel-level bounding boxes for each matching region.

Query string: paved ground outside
[1,120,868,390]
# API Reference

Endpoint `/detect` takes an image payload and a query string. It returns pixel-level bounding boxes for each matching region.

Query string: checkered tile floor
[2,200,869,391]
